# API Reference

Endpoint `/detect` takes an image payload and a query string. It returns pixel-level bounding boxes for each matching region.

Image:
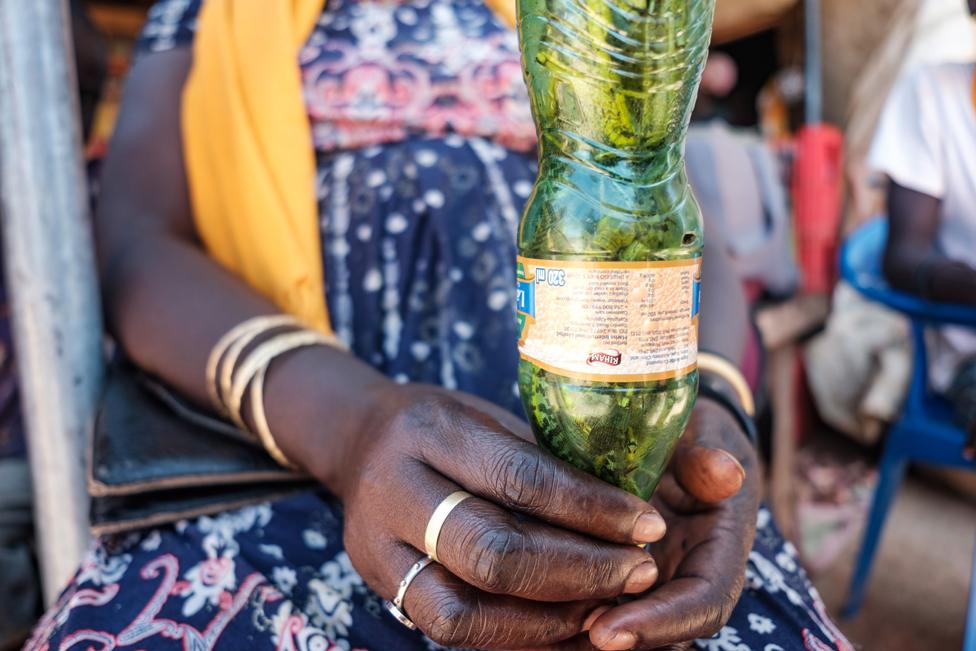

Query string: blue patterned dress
[27,2,853,650]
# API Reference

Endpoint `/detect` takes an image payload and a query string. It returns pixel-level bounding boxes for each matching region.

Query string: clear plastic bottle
[516,0,714,499]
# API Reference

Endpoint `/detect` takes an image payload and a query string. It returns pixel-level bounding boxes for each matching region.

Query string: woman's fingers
[509,633,600,650]
[415,398,667,545]
[437,498,659,600]
[390,550,604,649]
[587,577,737,650]
[511,638,693,651]
[667,399,752,508]
[670,444,744,505]
[392,466,660,601]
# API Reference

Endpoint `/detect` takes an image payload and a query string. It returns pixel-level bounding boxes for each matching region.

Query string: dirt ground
[798,436,976,650]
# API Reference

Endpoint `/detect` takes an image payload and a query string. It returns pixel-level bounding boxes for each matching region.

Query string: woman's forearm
[105,231,393,485]
[97,49,392,490]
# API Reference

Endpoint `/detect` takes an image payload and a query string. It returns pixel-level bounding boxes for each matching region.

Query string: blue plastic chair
[969,544,976,651]
[839,218,976,645]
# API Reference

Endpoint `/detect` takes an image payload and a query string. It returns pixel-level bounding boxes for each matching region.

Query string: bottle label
[517,256,701,382]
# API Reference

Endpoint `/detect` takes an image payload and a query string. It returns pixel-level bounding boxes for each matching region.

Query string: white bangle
[205,315,299,414]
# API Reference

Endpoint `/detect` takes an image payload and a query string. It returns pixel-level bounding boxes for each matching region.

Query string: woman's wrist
[260,342,394,495]
[698,381,758,449]
[697,352,758,449]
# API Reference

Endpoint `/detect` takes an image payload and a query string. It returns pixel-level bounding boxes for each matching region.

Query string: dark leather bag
[88,360,313,536]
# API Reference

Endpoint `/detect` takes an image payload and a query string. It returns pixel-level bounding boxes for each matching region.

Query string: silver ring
[384,601,416,629]
[384,556,434,629]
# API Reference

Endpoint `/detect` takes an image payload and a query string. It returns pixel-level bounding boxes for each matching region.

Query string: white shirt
[904,0,976,69]
[868,61,976,390]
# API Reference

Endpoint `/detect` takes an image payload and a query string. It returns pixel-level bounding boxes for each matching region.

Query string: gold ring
[424,490,472,562]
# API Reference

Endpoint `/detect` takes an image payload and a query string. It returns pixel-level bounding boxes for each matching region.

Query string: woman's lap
[27,492,851,651]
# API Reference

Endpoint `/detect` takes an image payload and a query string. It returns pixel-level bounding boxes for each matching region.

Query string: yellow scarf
[182,0,330,332]
[183,0,515,334]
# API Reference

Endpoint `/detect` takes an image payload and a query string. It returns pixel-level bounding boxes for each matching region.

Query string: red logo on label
[586,349,622,367]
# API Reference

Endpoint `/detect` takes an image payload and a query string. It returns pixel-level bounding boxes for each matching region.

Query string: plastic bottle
[516,0,714,499]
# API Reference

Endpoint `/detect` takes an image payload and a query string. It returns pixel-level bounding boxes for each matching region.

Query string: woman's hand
[525,398,760,651]
[321,383,676,649]
[267,337,757,651]
[591,399,760,650]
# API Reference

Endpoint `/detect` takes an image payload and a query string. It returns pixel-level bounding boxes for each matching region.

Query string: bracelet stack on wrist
[697,352,759,448]
[205,314,346,469]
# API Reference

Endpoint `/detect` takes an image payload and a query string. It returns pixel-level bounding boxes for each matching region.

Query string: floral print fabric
[300,0,536,152]
[27,493,441,651]
[29,493,850,651]
[138,0,536,154]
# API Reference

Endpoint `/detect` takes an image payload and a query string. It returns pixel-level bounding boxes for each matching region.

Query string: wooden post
[756,293,831,545]
[0,0,104,602]
[804,0,823,125]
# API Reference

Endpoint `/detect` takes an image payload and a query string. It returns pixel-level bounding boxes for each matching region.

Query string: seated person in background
[876,0,976,456]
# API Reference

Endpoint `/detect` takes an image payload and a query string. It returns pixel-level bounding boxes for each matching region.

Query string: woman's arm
[882,181,976,305]
[96,49,392,491]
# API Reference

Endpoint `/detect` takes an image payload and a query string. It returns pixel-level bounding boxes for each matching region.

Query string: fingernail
[633,512,666,543]
[623,561,658,594]
[593,630,637,650]
[719,450,746,483]
[582,605,612,631]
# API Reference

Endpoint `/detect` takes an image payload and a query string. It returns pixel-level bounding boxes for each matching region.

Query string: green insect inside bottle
[515,0,714,500]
